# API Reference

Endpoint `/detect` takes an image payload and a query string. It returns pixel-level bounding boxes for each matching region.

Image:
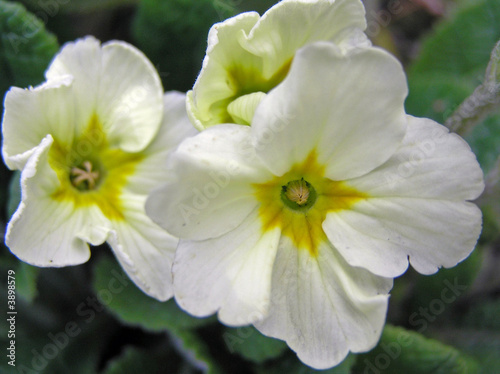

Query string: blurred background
[0,0,499,373]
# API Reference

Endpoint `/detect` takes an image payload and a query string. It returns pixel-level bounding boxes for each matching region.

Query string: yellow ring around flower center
[48,114,144,220]
[253,150,368,257]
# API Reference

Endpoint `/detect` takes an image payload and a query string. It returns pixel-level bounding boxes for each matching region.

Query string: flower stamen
[281,178,317,211]
[285,179,310,205]
[71,160,100,190]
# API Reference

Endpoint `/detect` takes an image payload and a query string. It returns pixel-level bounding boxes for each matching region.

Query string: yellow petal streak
[253,150,367,257]
[48,114,143,220]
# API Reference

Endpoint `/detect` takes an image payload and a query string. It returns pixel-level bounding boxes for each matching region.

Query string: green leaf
[222,325,287,363]
[15,262,40,302]
[131,0,237,91]
[20,0,138,14]
[408,248,482,327]
[353,325,480,374]
[405,0,500,172]
[170,329,225,374]
[103,344,182,374]
[92,255,215,333]
[0,0,58,94]
[6,170,21,219]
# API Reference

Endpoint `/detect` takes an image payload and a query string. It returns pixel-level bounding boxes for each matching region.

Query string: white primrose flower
[2,37,196,301]
[187,0,371,129]
[147,42,484,368]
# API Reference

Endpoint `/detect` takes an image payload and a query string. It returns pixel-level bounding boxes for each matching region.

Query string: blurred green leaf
[103,344,180,374]
[408,248,482,326]
[427,327,500,374]
[6,170,21,219]
[0,267,119,374]
[93,255,215,333]
[222,325,287,363]
[353,325,480,374]
[257,352,356,374]
[0,0,58,93]
[405,0,500,172]
[461,298,500,331]
[170,329,224,374]
[131,0,236,91]
[15,262,40,302]
[20,0,138,14]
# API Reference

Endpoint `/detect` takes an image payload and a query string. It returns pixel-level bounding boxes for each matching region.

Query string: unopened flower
[2,37,196,301]
[147,43,484,368]
[187,0,370,129]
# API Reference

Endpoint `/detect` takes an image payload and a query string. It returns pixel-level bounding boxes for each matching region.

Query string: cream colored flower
[2,37,196,301]
[187,0,370,129]
[147,43,484,368]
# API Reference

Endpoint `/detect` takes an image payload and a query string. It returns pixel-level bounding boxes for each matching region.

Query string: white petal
[252,43,407,180]
[227,92,267,126]
[107,193,177,301]
[188,12,262,128]
[255,238,391,369]
[146,124,271,240]
[2,80,77,170]
[173,208,281,325]
[126,91,198,195]
[46,37,164,152]
[6,136,111,266]
[240,0,368,77]
[346,116,484,200]
[325,116,484,277]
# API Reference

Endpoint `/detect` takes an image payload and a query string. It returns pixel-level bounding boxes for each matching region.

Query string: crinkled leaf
[222,325,287,363]
[0,0,58,93]
[0,267,118,374]
[92,255,215,333]
[353,325,480,374]
[405,0,500,172]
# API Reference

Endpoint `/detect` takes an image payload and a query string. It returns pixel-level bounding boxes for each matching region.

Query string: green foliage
[405,0,500,172]
[6,170,21,219]
[103,344,180,374]
[169,329,225,374]
[131,0,236,91]
[92,255,215,333]
[0,0,58,93]
[222,325,287,363]
[15,262,40,302]
[353,325,480,374]
[409,248,482,323]
[20,0,138,14]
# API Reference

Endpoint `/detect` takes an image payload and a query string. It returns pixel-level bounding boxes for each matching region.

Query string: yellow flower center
[48,114,144,220]
[208,58,293,126]
[253,150,368,257]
